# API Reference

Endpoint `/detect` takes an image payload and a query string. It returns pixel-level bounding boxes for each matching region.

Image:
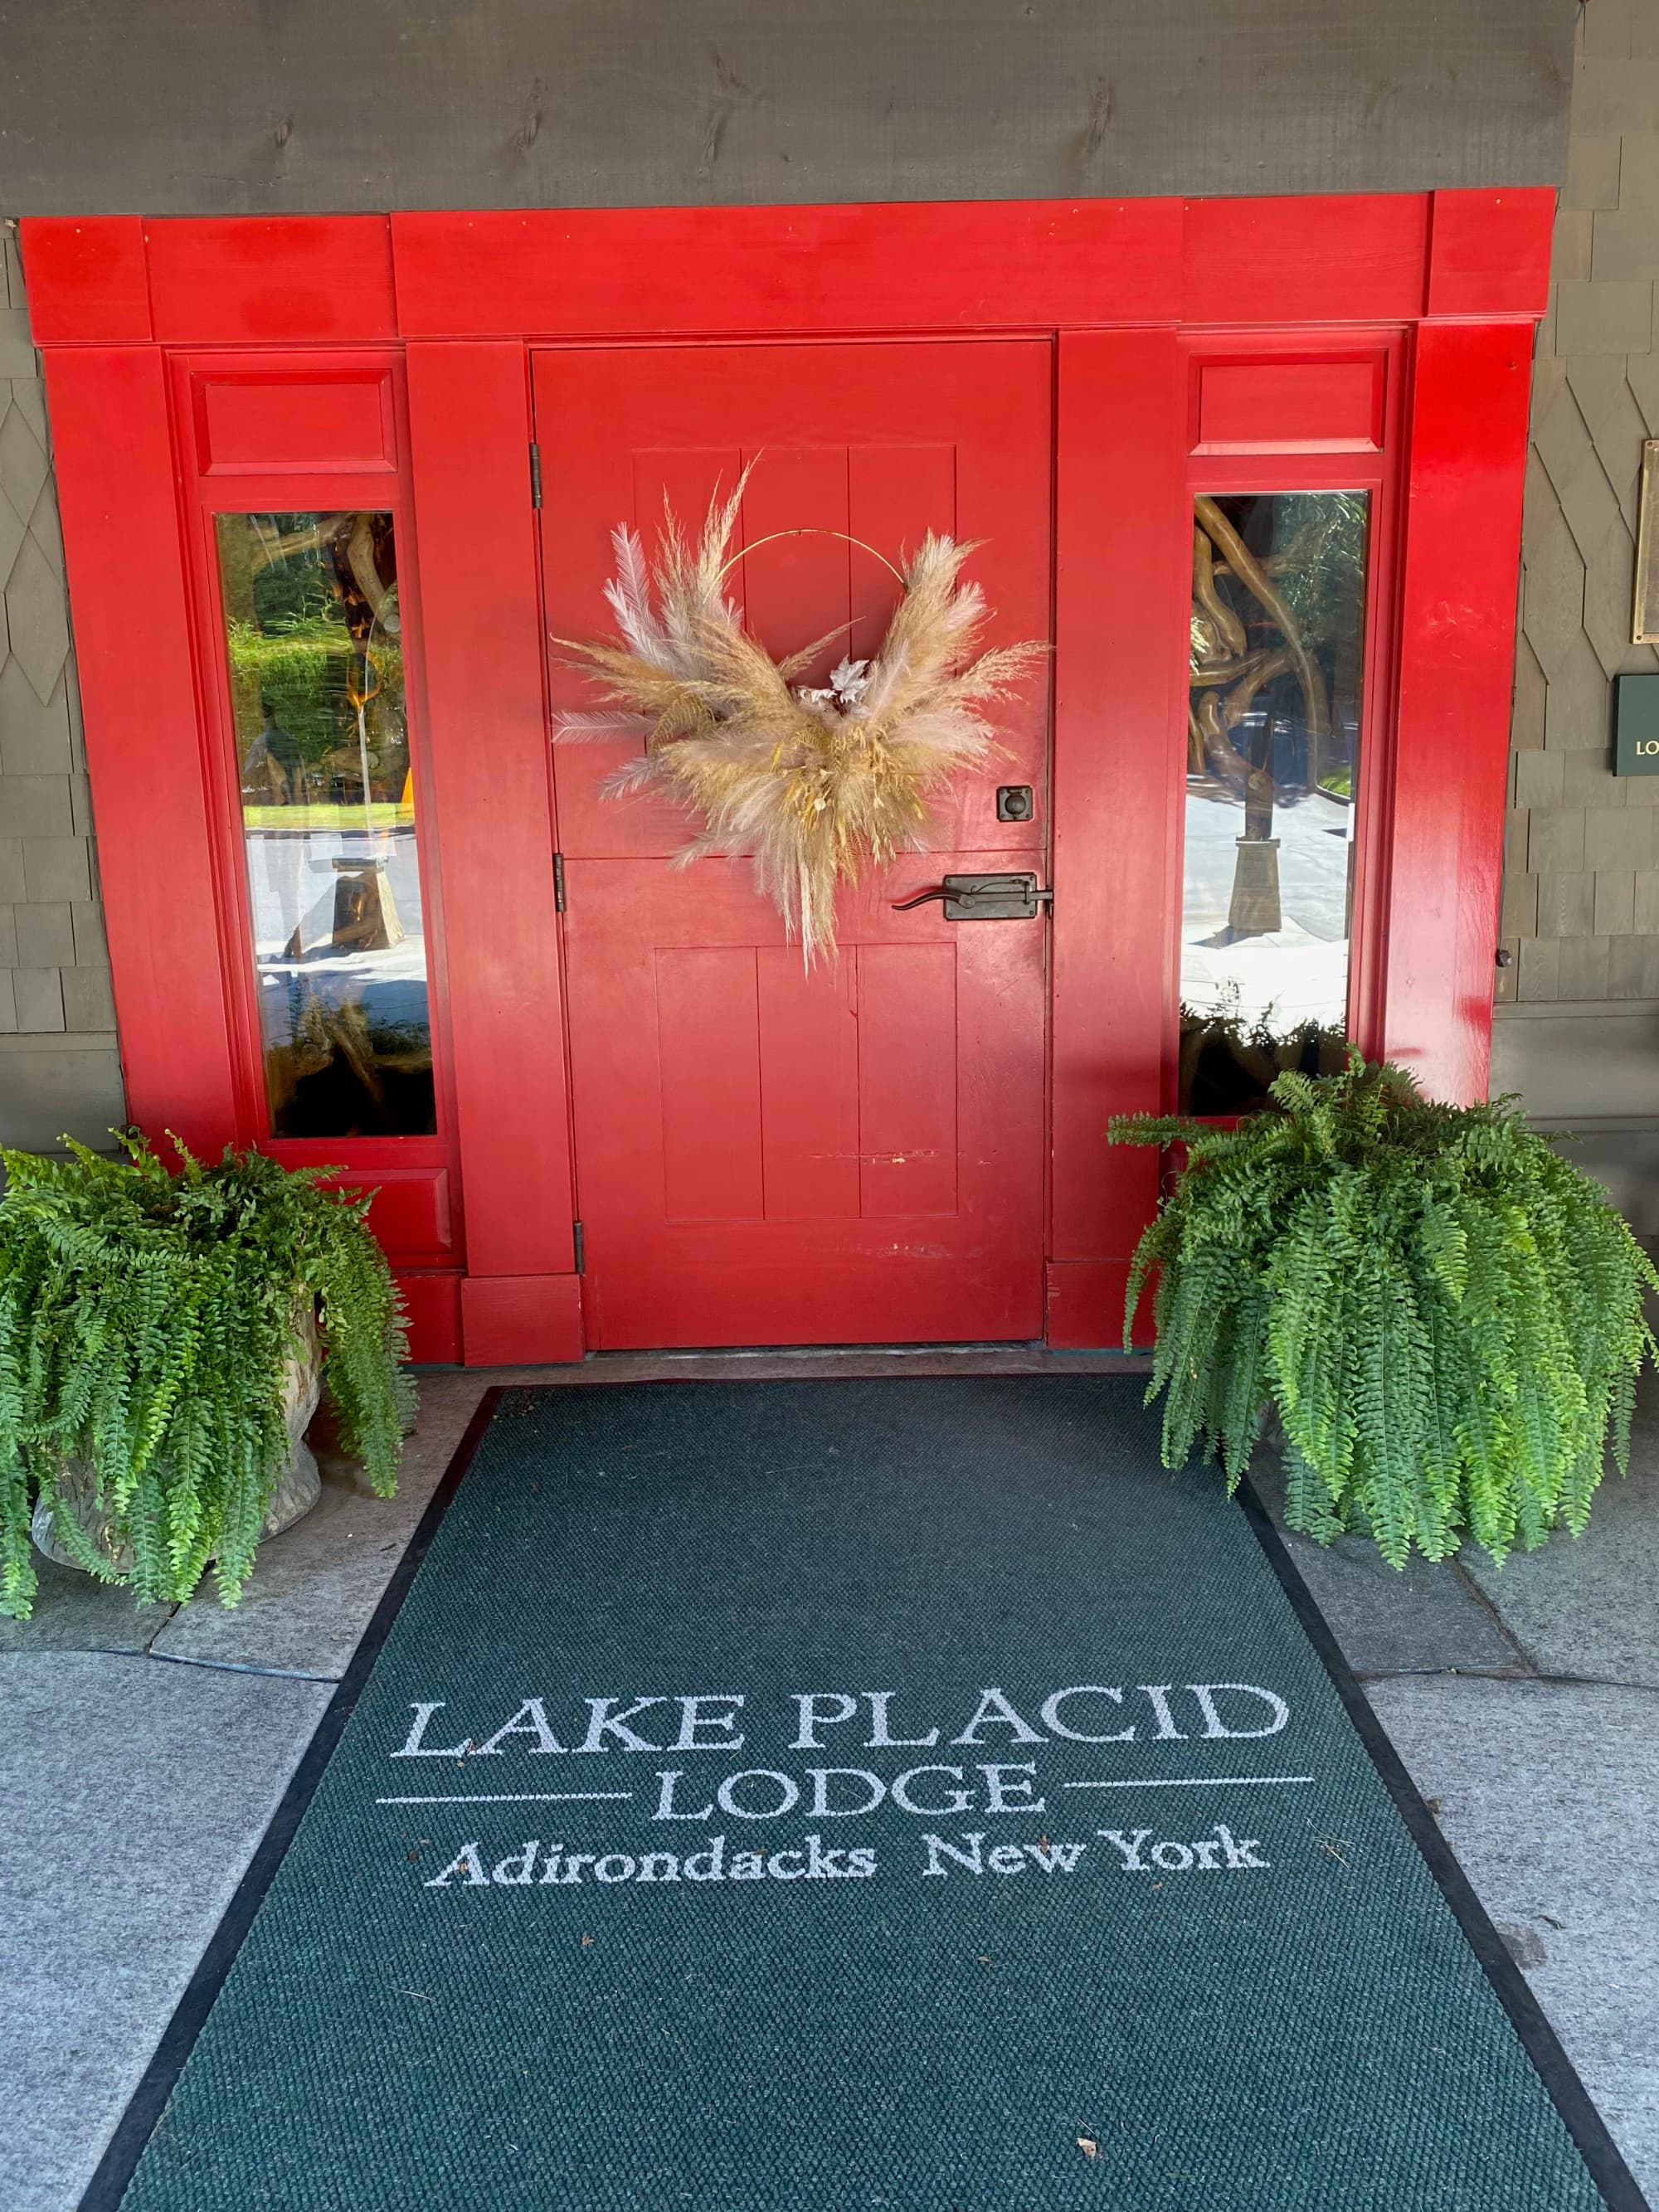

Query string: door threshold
[436,1342,1153,1384]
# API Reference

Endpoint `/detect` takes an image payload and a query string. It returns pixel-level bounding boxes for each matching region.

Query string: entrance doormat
[90,1378,1646,2211]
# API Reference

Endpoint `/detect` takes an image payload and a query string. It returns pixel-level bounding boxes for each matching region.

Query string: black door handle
[892,873,1053,921]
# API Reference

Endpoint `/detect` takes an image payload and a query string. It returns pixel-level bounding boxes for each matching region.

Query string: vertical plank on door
[736,449,851,688]
[757,950,862,1219]
[859,944,958,1216]
[846,444,958,667]
[657,947,765,1220]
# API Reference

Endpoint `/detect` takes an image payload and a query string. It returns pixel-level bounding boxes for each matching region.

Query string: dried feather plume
[556,471,1047,963]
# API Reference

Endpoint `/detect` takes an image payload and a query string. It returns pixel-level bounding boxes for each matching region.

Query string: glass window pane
[216,511,435,1138]
[1180,491,1369,1116]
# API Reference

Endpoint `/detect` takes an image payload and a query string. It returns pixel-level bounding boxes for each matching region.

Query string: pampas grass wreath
[555,469,1047,965]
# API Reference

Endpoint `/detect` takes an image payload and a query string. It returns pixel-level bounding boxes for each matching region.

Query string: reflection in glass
[1180,492,1369,1115]
[216,512,435,1137]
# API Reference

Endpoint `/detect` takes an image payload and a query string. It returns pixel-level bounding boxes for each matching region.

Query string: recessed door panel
[537,343,1052,1349]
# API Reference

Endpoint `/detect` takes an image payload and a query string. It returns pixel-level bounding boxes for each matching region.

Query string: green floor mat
[90,1378,1644,2210]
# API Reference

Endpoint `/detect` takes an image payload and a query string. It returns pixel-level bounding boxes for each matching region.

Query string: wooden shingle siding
[0,227,122,1145]
[0,1,1573,218]
[1501,0,1659,1024]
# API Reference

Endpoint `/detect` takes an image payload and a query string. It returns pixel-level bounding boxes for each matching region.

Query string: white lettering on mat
[394,1677,1311,1898]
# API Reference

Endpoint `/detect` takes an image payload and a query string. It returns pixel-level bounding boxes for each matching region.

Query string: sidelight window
[215,510,435,1138]
[1180,490,1370,1115]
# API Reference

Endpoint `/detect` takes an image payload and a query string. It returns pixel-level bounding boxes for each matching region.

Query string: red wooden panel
[858,944,958,1216]
[404,342,577,1282]
[1048,330,1190,1344]
[736,448,852,691]
[550,440,743,861]
[1046,1258,1155,1353]
[538,338,1050,1348]
[757,951,860,1220]
[545,348,1049,864]
[393,201,1185,338]
[846,445,957,666]
[41,346,238,1155]
[323,1167,454,1257]
[18,217,151,343]
[460,1273,584,1366]
[1195,359,1382,455]
[1384,321,1534,1104]
[1427,189,1555,320]
[561,859,1044,1349]
[397,1271,463,1365]
[144,217,397,343]
[1183,194,1430,326]
[657,950,765,1221]
[196,372,396,473]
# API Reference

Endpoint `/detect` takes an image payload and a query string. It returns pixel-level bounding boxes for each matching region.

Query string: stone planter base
[32,1304,324,1578]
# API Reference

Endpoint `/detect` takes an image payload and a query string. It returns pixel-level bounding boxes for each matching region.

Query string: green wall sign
[1613,672,1659,776]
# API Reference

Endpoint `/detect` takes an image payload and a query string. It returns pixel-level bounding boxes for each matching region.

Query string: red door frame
[21,193,1550,1363]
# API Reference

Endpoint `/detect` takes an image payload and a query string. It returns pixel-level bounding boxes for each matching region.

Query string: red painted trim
[145,217,397,345]
[392,201,1187,338]
[396,1271,463,1365]
[1046,1259,1155,1353]
[18,218,150,342]
[1427,188,1555,320]
[1182,195,1431,326]
[460,1273,584,1366]
[22,196,1557,352]
[1048,329,1190,1348]
[404,341,578,1285]
[40,346,238,1153]
[1384,320,1534,1104]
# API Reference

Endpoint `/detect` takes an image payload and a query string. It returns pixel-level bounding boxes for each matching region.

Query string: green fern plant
[0,1134,415,1621]
[1112,1052,1659,1566]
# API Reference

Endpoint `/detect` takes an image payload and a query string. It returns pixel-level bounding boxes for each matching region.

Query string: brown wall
[0,1,1573,217]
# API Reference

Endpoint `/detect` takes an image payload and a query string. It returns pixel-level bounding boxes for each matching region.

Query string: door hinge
[529,440,543,509]
[572,1219,585,1274]
[553,852,566,912]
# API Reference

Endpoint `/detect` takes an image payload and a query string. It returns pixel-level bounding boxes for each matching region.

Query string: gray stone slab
[149,1375,484,1680]
[0,1552,173,1655]
[1248,1441,1523,1677]
[1459,1385,1659,1689]
[0,1651,330,2212]
[1368,1675,1659,2200]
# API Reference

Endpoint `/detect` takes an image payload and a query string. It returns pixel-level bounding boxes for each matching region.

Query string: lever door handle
[892,873,1053,921]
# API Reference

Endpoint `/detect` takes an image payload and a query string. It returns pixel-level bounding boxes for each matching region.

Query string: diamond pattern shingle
[0,252,119,1069]
[0,400,48,520]
[1506,6,1659,1004]
[3,533,70,706]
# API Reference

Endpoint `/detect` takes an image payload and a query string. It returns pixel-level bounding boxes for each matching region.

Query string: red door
[537,343,1052,1349]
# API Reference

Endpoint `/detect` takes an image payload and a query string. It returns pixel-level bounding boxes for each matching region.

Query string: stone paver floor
[2,1346,1655,2212]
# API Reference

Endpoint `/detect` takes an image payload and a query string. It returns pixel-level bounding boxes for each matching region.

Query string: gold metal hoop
[715,527,906,586]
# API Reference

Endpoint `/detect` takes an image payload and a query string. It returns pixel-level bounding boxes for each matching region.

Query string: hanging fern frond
[0,1134,414,1621]
[1112,1052,1659,1568]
